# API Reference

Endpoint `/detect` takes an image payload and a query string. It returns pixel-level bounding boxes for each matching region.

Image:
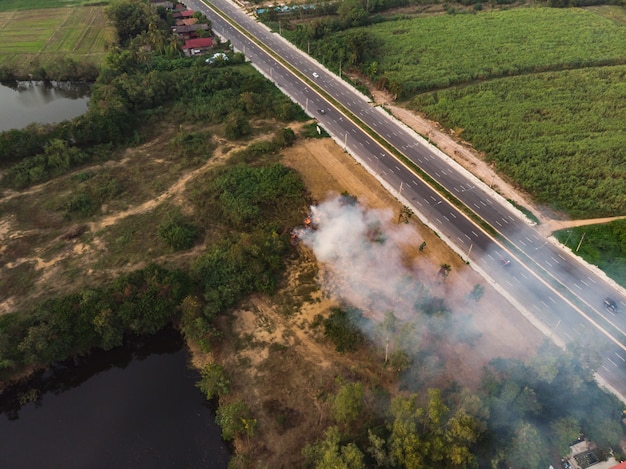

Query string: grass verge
[554,221,626,289]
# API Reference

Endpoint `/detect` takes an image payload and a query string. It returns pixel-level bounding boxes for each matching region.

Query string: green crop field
[0,0,102,13]
[353,7,626,96]
[0,6,113,75]
[412,65,626,218]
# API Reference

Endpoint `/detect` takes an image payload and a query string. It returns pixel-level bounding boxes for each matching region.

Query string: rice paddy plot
[0,0,89,13]
[0,6,113,74]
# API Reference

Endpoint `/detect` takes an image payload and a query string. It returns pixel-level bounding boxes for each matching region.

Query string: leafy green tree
[113,264,189,334]
[303,426,365,469]
[389,389,481,468]
[388,350,412,373]
[180,295,219,346]
[506,422,549,469]
[367,429,391,467]
[192,231,287,316]
[224,111,252,140]
[210,163,304,229]
[106,0,158,46]
[92,306,124,350]
[272,127,297,147]
[216,400,254,441]
[466,284,484,302]
[332,382,364,426]
[197,363,231,400]
[337,0,368,26]
[550,417,581,457]
[44,139,72,175]
[323,307,364,353]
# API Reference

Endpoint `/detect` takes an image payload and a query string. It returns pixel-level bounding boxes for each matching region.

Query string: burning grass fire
[293,194,431,321]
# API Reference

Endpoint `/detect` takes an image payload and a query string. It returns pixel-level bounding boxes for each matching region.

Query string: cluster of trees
[0,57,100,83]
[0,3,309,443]
[481,342,624,467]
[302,317,624,468]
[0,265,190,372]
[297,262,623,468]
[304,386,483,468]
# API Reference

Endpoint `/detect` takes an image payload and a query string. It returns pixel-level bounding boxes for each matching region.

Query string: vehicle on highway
[312,72,319,78]
[499,258,511,267]
[604,297,618,312]
[317,109,325,114]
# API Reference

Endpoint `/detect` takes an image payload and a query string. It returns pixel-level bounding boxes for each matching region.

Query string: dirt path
[541,216,626,234]
[87,167,197,233]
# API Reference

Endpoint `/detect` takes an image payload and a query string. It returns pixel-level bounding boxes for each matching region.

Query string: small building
[182,37,213,56]
[171,23,209,40]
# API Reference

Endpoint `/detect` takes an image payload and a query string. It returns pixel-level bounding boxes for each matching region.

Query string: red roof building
[180,9,195,17]
[182,37,213,50]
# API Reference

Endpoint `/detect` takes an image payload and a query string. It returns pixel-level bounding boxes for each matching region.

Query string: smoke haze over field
[299,195,432,320]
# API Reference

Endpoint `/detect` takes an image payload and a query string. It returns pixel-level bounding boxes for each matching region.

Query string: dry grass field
[0,6,113,74]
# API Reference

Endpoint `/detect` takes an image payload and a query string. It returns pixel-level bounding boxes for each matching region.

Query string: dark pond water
[0,81,90,132]
[0,328,230,468]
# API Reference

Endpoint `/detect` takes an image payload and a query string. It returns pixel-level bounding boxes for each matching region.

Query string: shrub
[323,307,364,353]
[216,400,254,440]
[157,211,198,250]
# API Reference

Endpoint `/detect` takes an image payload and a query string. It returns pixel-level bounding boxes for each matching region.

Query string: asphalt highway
[186,0,626,398]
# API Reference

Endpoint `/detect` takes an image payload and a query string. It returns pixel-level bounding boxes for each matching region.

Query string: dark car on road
[604,297,618,312]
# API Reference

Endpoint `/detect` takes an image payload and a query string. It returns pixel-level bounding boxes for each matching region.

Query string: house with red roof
[182,37,213,56]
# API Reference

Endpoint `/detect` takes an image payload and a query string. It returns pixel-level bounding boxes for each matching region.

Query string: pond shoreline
[0,80,91,132]
[0,327,231,468]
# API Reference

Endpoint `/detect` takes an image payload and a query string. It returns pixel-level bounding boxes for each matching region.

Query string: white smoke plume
[299,195,431,321]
